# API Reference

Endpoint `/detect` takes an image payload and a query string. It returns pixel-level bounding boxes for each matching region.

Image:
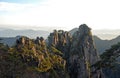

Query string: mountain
[0,29,50,39]
[48,24,104,78]
[93,36,120,54]
[0,24,104,78]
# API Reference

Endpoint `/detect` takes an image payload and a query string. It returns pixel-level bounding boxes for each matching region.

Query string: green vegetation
[0,37,67,78]
[49,46,63,56]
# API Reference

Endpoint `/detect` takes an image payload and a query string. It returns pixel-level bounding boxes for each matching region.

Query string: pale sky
[0,0,120,31]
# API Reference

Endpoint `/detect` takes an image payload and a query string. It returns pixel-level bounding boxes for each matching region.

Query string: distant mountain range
[0,27,120,40]
[0,29,50,39]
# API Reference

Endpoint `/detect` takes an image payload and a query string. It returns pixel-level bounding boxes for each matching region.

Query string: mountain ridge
[93,35,120,54]
[0,24,104,78]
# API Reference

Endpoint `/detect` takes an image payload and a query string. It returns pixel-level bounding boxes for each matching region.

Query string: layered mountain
[0,24,104,78]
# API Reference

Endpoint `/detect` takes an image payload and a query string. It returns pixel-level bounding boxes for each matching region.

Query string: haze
[0,0,120,31]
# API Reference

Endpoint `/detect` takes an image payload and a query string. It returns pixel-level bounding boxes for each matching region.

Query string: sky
[0,0,120,31]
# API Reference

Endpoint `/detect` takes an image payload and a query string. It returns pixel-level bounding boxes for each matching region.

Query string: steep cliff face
[67,24,103,78]
[48,24,104,78]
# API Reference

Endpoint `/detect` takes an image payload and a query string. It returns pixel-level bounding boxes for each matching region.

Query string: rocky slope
[0,36,67,78]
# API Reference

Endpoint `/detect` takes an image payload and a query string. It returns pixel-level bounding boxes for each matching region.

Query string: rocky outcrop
[48,30,72,58]
[16,36,32,47]
[12,36,67,78]
[48,30,72,46]
[35,37,45,46]
[48,24,104,78]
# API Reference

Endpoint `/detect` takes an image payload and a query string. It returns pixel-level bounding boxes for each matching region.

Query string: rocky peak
[16,36,32,47]
[78,24,91,35]
[74,24,93,46]
[67,24,103,78]
[48,30,72,52]
[35,37,45,47]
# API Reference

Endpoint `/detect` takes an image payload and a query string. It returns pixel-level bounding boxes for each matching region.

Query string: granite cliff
[48,24,104,78]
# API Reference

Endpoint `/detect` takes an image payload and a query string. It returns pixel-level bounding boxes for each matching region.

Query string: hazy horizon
[0,24,120,40]
[1,24,120,31]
